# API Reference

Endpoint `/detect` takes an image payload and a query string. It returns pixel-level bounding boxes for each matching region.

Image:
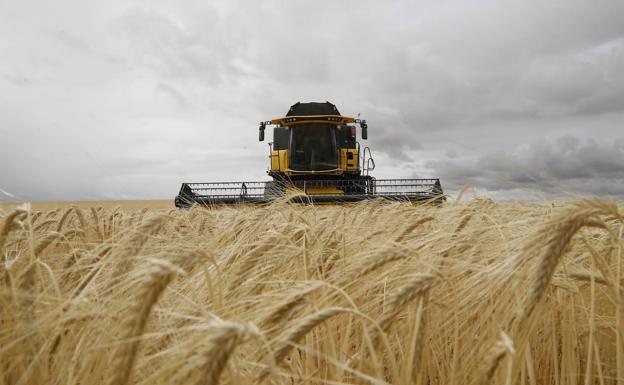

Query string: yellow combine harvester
[175,102,445,207]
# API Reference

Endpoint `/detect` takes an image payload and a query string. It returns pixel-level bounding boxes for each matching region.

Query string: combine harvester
[175,102,445,207]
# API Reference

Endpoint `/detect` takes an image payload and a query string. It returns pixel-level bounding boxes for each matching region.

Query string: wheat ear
[29,211,42,224]
[395,216,434,242]
[34,231,63,256]
[259,282,323,330]
[518,202,616,327]
[454,213,474,233]
[0,208,27,255]
[275,307,349,361]
[190,323,256,385]
[72,206,87,229]
[227,234,280,291]
[110,263,175,385]
[473,331,515,385]
[341,246,410,286]
[258,307,349,381]
[109,214,168,284]
[33,219,57,233]
[89,207,102,239]
[378,273,436,332]
[56,207,74,232]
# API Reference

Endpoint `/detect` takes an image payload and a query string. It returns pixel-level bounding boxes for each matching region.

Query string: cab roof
[286,101,340,116]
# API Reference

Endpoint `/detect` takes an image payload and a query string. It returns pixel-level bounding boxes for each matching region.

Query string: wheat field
[1,198,623,385]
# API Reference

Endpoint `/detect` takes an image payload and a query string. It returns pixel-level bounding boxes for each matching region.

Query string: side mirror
[361,121,368,140]
[259,123,265,142]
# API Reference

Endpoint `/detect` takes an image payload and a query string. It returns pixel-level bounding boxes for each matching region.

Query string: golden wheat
[0,198,623,385]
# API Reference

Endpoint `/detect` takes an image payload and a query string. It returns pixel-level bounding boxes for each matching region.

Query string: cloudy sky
[1,0,623,201]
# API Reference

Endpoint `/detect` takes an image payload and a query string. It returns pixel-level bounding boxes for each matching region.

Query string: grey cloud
[3,72,31,87]
[108,0,624,136]
[156,82,189,107]
[427,136,624,196]
[111,6,240,86]
[48,29,92,54]
[520,57,604,106]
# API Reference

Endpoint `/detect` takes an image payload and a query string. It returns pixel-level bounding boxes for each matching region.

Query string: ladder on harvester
[362,146,375,176]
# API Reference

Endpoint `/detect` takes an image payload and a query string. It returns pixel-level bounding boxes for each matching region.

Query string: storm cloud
[0,0,623,200]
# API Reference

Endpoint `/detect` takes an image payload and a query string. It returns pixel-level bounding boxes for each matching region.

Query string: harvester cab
[175,102,445,207]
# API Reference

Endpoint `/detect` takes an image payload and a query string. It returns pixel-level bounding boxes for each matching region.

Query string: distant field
[1,199,623,384]
[0,199,172,210]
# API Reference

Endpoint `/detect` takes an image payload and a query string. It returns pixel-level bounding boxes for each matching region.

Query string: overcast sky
[1,0,623,201]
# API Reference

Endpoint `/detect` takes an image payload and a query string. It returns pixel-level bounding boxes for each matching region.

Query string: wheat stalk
[406,292,429,383]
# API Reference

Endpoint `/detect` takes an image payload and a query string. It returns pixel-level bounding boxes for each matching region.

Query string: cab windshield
[289,124,338,171]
